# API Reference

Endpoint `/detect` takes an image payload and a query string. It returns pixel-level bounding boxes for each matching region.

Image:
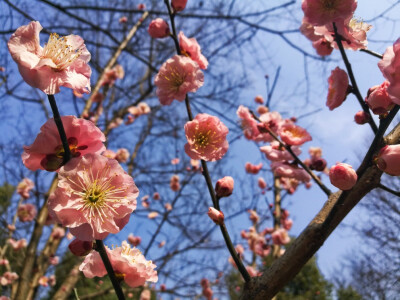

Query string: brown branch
[240,113,400,300]
[52,263,82,300]
[81,11,149,118]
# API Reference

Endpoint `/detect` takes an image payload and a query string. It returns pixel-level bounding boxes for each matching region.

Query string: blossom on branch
[378,39,400,104]
[8,21,91,95]
[48,153,138,241]
[16,178,34,199]
[329,162,357,190]
[155,55,204,105]
[80,241,158,288]
[375,145,400,176]
[184,113,229,161]
[179,31,208,69]
[22,116,106,171]
[326,67,349,110]
[301,0,357,27]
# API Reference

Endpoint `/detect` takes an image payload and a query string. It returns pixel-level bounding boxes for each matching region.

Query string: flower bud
[354,110,370,124]
[329,163,357,190]
[215,176,234,197]
[366,81,394,115]
[309,157,327,171]
[171,0,188,12]
[148,18,170,38]
[207,207,224,225]
[376,145,400,176]
[68,239,93,256]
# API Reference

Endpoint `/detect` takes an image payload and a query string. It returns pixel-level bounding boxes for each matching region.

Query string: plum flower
[179,31,208,69]
[375,145,400,176]
[279,122,312,146]
[302,0,357,27]
[17,203,37,222]
[366,81,395,115]
[48,153,138,241]
[8,21,91,95]
[16,178,34,199]
[326,67,349,110]
[329,162,357,190]
[22,116,105,171]
[378,39,400,104]
[79,241,158,288]
[154,55,204,105]
[260,141,302,162]
[272,162,311,182]
[184,113,229,161]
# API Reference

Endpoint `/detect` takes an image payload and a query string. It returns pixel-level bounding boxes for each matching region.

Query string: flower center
[42,33,82,70]
[322,0,336,10]
[165,66,185,90]
[195,132,210,148]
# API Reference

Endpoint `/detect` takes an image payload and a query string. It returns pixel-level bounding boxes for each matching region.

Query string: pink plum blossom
[208,207,224,225]
[16,178,34,199]
[101,64,124,86]
[171,158,180,165]
[22,116,106,171]
[366,81,395,115]
[8,21,91,95]
[80,241,158,287]
[140,290,151,300]
[312,38,333,56]
[378,39,400,104]
[0,259,9,266]
[376,145,400,176]
[333,18,371,51]
[17,203,37,222]
[258,177,267,189]
[271,228,291,245]
[119,16,128,23]
[8,238,27,251]
[260,141,302,162]
[115,148,130,163]
[281,218,293,231]
[49,256,59,265]
[137,4,146,10]
[245,162,263,174]
[172,0,188,12]
[272,162,311,182]
[155,55,204,105]
[329,162,357,190]
[51,227,66,239]
[148,212,159,219]
[0,272,18,286]
[184,113,229,161]
[257,106,269,115]
[179,32,208,70]
[215,176,234,198]
[165,203,173,211]
[102,149,116,159]
[170,174,180,191]
[148,18,170,38]
[248,210,260,223]
[254,95,264,104]
[354,111,370,125]
[302,0,357,27]
[128,234,142,247]
[48,153,138,241]
[326,67,349,110]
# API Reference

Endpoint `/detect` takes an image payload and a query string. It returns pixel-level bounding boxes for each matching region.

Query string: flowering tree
[0,0,399,299]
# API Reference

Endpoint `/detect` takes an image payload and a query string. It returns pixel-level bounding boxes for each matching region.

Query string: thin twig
[95,240,125,300]
[332,22,378,134]
[359,48,383,59]
[378,183,400,197]
[250,111,332,196]
[164,0,250,282]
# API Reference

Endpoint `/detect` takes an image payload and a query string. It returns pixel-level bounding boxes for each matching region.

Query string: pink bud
[257,106,269,114]
[366,81,394,115]
[309,157,327,171]
[148,18,170,38]
[153,192,160,200]
[329,163,357,190]
[215,176,234,197]
[354,111,370,125]
[254,95,264,104]
[128,234,141,247]
[160,284,166,291]
[207,207,224,225]
[258,177,267,189]
[376,145,400,176]
[171,0,188,12]
[312,38,333,56]
[68,239,93,256]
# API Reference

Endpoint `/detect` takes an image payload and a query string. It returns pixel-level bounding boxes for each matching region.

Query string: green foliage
[335,284,364,300]
[0,182,14,214]
[276,256,333,300]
